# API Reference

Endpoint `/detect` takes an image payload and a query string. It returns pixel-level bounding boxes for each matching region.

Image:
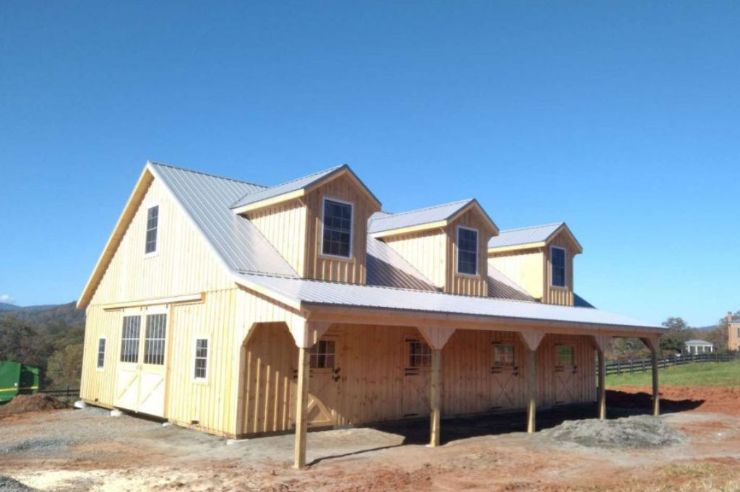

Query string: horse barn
[77,161,664,468]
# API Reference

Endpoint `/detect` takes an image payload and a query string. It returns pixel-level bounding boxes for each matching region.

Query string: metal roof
[488,222,564,249]
[150,162,298,277]
[487,267,534,302]
[366,239,436,291]
[685,339,713,345]
[369,199,476,234]
[235,273,662,330]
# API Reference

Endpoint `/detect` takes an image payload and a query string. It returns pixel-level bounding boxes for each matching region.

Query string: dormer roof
[369,198,498,238]
[231,164,381,214]
[488,222,583,254]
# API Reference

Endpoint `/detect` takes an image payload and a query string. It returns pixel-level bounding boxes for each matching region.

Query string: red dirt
[612,385,740,416]
[0,394,68,418]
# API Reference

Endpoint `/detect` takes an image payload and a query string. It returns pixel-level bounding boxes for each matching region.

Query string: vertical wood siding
[303,173,380,284]
[542,232,575,306]
[488,249,545,299]
[383,230,447,289]
[248,200,307,275]
[445,209,492,297]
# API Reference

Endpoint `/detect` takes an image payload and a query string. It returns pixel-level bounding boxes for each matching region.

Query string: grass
[605,359,740,387]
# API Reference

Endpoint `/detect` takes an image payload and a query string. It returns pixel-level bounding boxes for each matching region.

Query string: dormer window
[456,226,478,275]
[551,246,566,287]
[145,205,159,254]
[322,198,353,258]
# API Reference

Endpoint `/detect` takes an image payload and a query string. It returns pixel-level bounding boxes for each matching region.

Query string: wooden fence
[605,352,737,376]
[40,386,80,398]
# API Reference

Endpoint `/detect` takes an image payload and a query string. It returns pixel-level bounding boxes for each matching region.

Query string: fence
[40,386,80,398]
[605,351,737,376]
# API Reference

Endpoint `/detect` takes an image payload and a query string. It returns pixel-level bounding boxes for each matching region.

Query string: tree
[659,317,693,355]
[45,344,84,388]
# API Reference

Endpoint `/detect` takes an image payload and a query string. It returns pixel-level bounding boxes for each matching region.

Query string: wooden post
[526,348,537,433]
[294,345,309,469]
[650,346,660,416]
[429,349,441,447]
[597,349,606,420]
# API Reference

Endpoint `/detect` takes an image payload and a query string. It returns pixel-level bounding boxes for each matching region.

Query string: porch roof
[235,273,663,333]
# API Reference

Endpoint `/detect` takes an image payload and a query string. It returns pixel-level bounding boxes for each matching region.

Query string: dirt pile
[0,395,68,419]
[541,415,685,449]
[0,475,36,491]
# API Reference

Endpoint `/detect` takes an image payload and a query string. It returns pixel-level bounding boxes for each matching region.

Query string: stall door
[491,342,521,409]
[402,338,431,417]
[307,336,342,428]
[553,344,578,405]
[114,311,168,417]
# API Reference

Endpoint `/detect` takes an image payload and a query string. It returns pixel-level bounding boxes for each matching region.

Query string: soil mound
[541,415,685,449]
[0,394,68,418]
[0,476,36,491]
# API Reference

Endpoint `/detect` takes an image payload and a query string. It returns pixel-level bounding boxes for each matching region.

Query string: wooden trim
[370,220,449,239]
[487,242,547,255]
[102,293,205,311]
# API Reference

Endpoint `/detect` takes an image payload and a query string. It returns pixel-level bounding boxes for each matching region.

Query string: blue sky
[1,2,738,326]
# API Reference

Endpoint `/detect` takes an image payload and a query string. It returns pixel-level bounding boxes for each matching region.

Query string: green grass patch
[606,359,740,387]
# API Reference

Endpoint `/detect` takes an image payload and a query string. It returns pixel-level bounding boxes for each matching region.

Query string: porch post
[294,345,309,469]
[592,335,610,420]
[519,331,545,434]
[641,337,660,416]
[418,326,455,448]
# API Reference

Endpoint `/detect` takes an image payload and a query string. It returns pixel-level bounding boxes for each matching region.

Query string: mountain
[0,303,17,311]
[0,302,84,326]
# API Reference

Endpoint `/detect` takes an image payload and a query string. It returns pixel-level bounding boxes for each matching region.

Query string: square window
[555,344,575,369]
[408,340,432,368]
[493,343,515,367]
[310,340,336,369]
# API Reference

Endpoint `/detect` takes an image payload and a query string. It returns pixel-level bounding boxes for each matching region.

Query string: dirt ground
[1,386,738,491]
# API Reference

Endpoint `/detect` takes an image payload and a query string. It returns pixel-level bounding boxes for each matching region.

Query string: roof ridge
[148,160,266,188]
[498,222,564,234]
[372,198,473,221]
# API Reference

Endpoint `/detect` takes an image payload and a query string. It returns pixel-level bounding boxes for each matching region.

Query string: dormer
[369,199,498,297]
[487,223,582,306]
[232,165,381,284]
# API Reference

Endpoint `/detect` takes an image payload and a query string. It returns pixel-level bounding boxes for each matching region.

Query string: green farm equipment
[0,361,40,403]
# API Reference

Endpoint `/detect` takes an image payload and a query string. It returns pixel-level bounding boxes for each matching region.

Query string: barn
[77,161,663,468]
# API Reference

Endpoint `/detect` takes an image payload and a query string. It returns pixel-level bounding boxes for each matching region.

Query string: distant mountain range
[0,301,84,326]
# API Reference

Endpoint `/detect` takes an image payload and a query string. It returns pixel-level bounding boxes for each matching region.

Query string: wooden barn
[77,162,664,468]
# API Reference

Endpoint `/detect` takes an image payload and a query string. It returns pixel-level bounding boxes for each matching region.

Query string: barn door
[402,338,431,417]
[553,344,578,405]
[114,309,168,417]
[307,336,342,428]
[491,341,520,409]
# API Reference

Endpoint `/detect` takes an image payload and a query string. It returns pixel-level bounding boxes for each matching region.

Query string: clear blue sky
[1,2,738,326]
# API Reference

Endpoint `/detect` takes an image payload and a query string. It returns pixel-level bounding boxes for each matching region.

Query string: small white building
[684,339,714,355]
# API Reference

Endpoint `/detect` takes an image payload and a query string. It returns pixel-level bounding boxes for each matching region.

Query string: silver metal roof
[150,162,298,277]
[488,222,564,249]
[368,199,474,234]
[487,266,534,302]
[366,239,436,291]
[236,273,661,330]
[230,164,355,209]
[685,339,713,345]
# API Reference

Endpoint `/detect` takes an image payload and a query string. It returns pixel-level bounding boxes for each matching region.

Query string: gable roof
[77,161,298,308]
[230,164,381,213]
[369,198,498,237]
[488,222,583,254]
[685,339,713,345]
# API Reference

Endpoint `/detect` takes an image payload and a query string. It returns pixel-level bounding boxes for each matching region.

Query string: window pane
[408,340,431,368]
[493,343,515,367]
[144,314,166,365]
[309,340,336,369]
[551,247,566,287]
[194,338,208,379]
[97,338,106,368]
[145,206,159,254]
[322,200,352,258]
[555,345,574,367]
[120,316,140,363]
[457,228,478,275]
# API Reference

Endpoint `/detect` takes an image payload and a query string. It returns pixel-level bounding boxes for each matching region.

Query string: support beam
[597,349,606,420]
[519,330,544,434]
[429,349,441,447]
[641,337,660,416]
[294,345,310,469]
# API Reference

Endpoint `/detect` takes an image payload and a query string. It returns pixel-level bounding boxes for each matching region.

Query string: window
[321,199,352,258]
[145,205,159,254]
[143,314,166,365]
[309,340,335,369]
[493,343,515,368]
[555,344,575,370]
[97,338,106,369]
[408,340,432,368]
[550,246,566,287]
[120,316,141,363]
[194,338,208,379]
[457,227,478,275]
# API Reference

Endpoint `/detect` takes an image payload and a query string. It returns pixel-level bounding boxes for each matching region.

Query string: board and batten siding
[445,208,491,297]
[542,233,575,306]
[488,248,545,300]
[383,230,447,289]
[247,200,307,275]
[237,322,596,436]
[303,173,380,284]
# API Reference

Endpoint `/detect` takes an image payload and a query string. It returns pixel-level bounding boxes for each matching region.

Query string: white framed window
[194,338,208,380]
[321,197,353,258]
[145,205,159,255]
[456,226,478,275]
[143,313,167,365]
[96,338,106,369]
[309,340,336,369]
[120,316,141,363]
[550,246,566,287]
